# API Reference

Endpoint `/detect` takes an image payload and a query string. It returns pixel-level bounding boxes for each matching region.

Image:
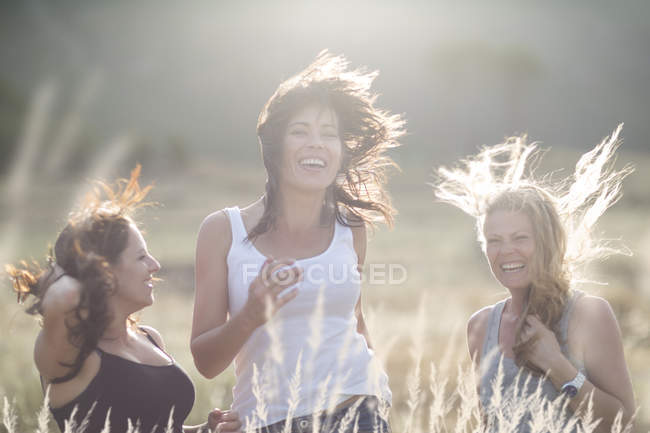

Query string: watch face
[563,385,578,398]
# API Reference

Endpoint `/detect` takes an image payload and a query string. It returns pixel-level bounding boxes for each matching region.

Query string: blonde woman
[191,52,404,432]
[433,126,635,432]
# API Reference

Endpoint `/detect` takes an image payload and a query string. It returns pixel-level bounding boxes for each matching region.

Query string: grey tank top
[479,290,586,432]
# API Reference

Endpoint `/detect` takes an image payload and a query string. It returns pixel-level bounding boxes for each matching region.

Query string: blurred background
[1,0,649,431]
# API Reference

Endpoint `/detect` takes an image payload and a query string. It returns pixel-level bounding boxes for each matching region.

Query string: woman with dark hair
[191,52,405,433]
[433,126,636,432]
[7,166,241,433]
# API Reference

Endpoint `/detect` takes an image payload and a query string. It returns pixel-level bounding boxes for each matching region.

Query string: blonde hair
[433,124,633,369]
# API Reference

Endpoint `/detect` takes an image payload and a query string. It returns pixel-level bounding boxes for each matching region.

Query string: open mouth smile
[299,157,327,169]
[501,262,525,273]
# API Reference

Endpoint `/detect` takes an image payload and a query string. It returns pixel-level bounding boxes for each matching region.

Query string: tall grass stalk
[428,362,449,433]
[1,356,645,433]
[2,397,17,433]
[35,388,50,433]
[281,351,303,433]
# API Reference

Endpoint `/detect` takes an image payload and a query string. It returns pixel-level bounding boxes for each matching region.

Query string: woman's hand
[191,213,304,378]
[521,299,635,432]
[207,408,242,433]
[240,258,302,328]
[520,315,564,374]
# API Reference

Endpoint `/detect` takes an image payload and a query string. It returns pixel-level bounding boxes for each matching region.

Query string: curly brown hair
[6,165,152,383]
[249,50,406,240]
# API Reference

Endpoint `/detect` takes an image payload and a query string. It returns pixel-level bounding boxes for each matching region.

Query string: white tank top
[225,207,391,429]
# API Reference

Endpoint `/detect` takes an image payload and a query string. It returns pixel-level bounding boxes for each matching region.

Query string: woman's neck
[275,188,329,234]
[100,311,134,345]
[507,287,531,317]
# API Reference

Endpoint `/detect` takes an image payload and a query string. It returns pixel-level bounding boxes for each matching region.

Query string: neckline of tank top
[494,299,519,364]
[494,295,576,365]
[494,292,584,371]
[96,347,175,368]
[233,206,340,263]
[48,353,177,412]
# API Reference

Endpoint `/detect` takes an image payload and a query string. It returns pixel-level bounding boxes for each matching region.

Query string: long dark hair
[249,50,406,240]
[6,165,152,383]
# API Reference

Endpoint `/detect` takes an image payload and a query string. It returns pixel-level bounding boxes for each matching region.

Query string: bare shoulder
[197,209,233,253]
[199,209,231,236]
[573,294,620,333]
[467,305,493,363]
[468,306,493,335]
[138,325,166,350]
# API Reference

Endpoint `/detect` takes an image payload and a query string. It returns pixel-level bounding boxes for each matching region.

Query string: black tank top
[50,332,195,433]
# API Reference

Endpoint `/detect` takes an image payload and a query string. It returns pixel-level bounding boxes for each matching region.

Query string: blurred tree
[166,135,190,171]
[0,78,26,176]
[432,41,544,156]
[127,136,154,172]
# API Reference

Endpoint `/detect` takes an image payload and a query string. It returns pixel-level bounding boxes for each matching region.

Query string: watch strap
[561,371,586,397]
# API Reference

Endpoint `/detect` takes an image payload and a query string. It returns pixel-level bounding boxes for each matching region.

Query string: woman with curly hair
[7,166,241,433]
[191,51,405,433]
[433,125,636,432]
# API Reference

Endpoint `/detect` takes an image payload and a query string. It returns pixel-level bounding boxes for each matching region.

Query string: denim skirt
[256,396,391,433]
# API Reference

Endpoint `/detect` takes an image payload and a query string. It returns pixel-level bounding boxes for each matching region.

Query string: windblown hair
[250,50,405,240]
[6,165,152,383]
[433,125,633,369]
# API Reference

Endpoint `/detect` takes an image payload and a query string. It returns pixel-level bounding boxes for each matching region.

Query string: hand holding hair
[519,315,565,375]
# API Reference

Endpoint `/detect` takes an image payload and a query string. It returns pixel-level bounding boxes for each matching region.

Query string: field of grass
[1,149,649,432]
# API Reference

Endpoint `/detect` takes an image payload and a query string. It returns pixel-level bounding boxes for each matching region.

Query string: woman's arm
[350,224,374,348]
[466,307,491,367]
[567,296,635,431]
[190,211,254,378]
[190,211,301,378]
[181,424,209,433]
[466,306,491,398]
[523,296,636,431]
[466,307,492,429]
[34,271,83,381]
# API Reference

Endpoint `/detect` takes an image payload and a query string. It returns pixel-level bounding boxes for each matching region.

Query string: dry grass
[1,127,649,432]
[0,286,645,432]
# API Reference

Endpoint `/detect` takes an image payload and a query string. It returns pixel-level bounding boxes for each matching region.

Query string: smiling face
[111,224,161,312]
[279,103,343,193]
[484,209,536,292]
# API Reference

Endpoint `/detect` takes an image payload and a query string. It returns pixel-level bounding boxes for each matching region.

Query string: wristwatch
[197,424,211,433]
[561,371,586,397]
